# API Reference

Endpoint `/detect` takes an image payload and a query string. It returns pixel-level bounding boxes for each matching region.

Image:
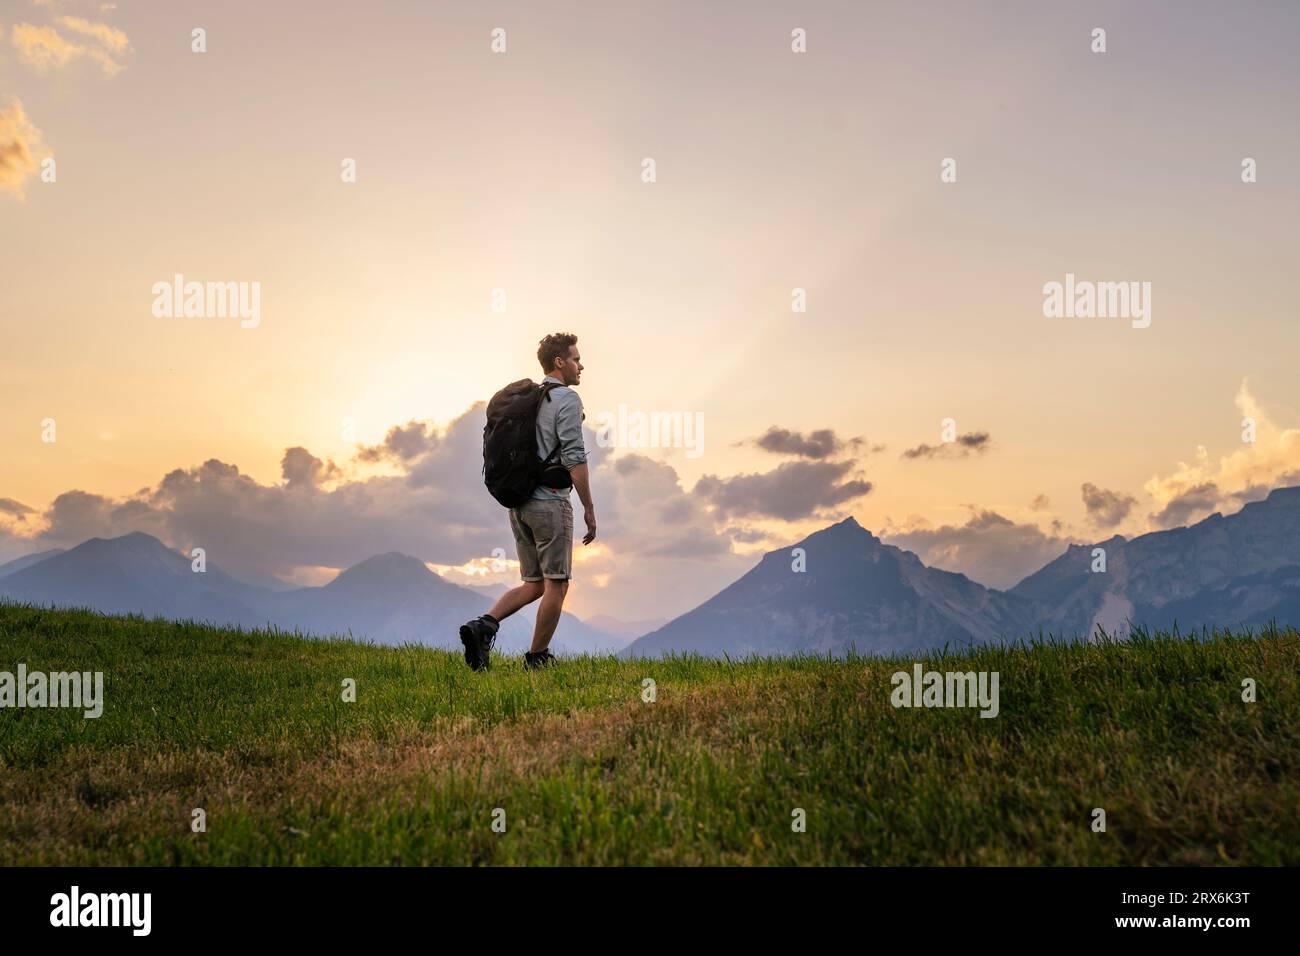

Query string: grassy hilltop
[0,603,1297,865]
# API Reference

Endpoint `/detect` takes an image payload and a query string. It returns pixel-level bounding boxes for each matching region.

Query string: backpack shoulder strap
[535,381,565,466]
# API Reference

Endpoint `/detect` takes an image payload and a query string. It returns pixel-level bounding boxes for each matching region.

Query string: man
[460,332,597,671]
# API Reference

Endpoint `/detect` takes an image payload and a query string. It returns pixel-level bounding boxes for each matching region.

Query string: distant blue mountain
[1010,485,1300,637]
[623,517,1038,658]
[0,533,620,655]
[0,548,65,579]
[626,485,1300,658]
[10,484,1300,661]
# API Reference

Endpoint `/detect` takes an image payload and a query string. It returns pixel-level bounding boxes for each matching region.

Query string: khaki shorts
[509,498,574,581]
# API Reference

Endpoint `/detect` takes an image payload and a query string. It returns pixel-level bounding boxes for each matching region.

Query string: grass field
[1,602,1297,865]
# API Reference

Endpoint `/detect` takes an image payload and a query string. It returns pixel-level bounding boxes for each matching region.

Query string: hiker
[459,332,597,671]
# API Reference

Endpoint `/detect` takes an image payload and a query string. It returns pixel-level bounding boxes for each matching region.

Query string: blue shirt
[532,375,586,501]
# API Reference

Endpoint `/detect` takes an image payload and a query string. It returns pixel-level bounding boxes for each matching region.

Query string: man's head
[537,332,583,386]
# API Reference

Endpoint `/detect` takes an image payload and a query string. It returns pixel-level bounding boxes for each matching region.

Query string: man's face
[554,345,583,386]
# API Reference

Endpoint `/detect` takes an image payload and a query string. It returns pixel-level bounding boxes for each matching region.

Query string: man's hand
[582,507,597,545]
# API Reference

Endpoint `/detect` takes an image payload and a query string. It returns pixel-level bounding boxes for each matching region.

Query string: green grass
[0,602,1297,865]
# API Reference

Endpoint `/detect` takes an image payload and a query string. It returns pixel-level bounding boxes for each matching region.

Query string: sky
[2,0,1300,622]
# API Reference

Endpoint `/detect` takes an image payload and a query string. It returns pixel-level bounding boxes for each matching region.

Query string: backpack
[482,379,567,508]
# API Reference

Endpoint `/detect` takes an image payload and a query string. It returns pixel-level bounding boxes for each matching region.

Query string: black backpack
[482,379,569,508]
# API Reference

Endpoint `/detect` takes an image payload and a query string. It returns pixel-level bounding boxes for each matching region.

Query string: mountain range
[622,485,1300,657]
[1008,485,1300,637]
[0,533,625,655]
[4,484,1300,658]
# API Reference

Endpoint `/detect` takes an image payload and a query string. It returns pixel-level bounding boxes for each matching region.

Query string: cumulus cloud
[357,421,439,465]
[1030,494,1050,511]
[281,447,341,490]
[36,488,167,545]
[0,98,47,200]
[1148,481,1220,529]
[1143,380,1300,527]
[1081,482,1137,529]
[883,510,1073,590]
[902,431,991,460]
[33,386,1300,616]
[2,403,761,620]
[747,426,864,460]
[693,459,872,521]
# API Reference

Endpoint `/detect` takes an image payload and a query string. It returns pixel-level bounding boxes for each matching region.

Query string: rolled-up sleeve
[555,392,587,469]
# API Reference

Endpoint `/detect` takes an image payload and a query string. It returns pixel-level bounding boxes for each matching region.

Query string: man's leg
[459,507,545,671]
[488,580,543,622]
[522,498,573,663]
[530,578,568,653]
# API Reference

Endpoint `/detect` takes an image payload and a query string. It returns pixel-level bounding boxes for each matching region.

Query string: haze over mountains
[4,485,1300,658]
[0,533,624,655]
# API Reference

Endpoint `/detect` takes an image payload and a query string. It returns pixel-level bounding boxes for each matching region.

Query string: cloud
[747,426,864,460]
[56,15,128,55]
[1148,481,1220,529]
[357,420,440,465]
[721,525,775,545]
[693,459,872,521]
[12,17,130,75]
[1029,494,1050,511]
[281,447,341,490]
[0,98,47,199]
[1143,380,1300,527]
[2,403,759,620]
[13,23,81,69]
[902,431,992,460]
[0,498,35,520]
[883,510,1073,590]
[599,455,735,559]
[1227,473,1300,508]
[1081,482,1137,529]
[39,488,169,544]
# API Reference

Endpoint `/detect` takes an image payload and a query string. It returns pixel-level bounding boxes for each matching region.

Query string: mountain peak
[327,552,438,592]
[802,514,878,548]
[626,509,1027,659]
[363,551,425,566]
[97,530,166,547]
[346,551,431,573]
[77,531,176,561]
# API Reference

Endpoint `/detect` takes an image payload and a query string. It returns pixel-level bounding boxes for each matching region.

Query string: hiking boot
[459,616,498,671]
[523,649,556,670]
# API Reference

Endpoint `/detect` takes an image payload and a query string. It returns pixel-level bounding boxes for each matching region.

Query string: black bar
[0,867,1283,941]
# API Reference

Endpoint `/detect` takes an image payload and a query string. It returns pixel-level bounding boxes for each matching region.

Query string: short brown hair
[537,332,577,375]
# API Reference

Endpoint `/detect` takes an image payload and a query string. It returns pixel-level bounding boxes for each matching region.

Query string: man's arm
[570,462,596,545]
[554,393,595,544]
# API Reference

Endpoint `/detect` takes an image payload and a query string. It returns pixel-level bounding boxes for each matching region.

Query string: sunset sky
[3,0,1300,621]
